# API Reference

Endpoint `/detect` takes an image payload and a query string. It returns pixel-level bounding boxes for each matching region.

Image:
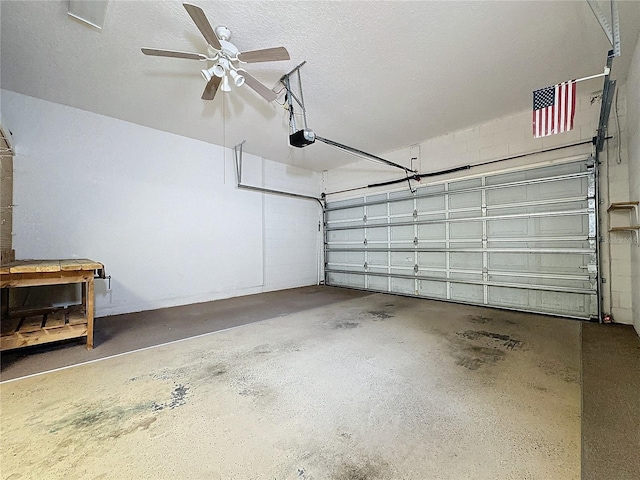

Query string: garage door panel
[533,178,585,200]
[366,227,388,241]
[450,252,483,269]
[328,229,365,243]
[535,215,586,236]
[418,252,446,268]
[449,191,482,209]
[390,225,414,241]
[389,199,414,216]
[327,251,364,266]
[487,287,531,309]
[326,206,363,222]
[450,283,484,303]
[367,275,389,290]
[487,252,531,271]
[367,252,388,265]
[450,221,483,239]
[390,278,415,295]
[418,224,446,240]
[538,253,589,273]
[390,252,414,267]
[488,274,591,290]
[530,200,585,214]
[487,218,529,236]
[450,178,483,191]
[418,280,447,298]
[416,268,447,278]
[534,291,591,316]
[416,196,445,212]
[325,159,597,319]
[449,273,483,284]
[366,203,388,217]
[327,272,365,289]
[368,266,389,274]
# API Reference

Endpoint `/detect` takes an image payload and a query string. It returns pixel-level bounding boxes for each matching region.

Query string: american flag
[532,80,576,138]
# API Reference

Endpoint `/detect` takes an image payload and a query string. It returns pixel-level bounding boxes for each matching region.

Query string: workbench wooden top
[0,259,104,275]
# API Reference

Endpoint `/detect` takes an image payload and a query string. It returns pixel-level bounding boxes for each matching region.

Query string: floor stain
[450,328,522,370]
[153,384,190,411]
[48,403,150,434]
[168,384,189,409]
[468,314,492,325]
[457,330,523,350]
[367,311,394,320]
[109,416,157,439]
[206,363,228,377]
[333,456,388,480]
[334,321,360,330]
[253,344,272,355]
[454,345,507,370]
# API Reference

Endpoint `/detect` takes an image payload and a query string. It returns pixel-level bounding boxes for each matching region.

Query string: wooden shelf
[0,305,88,350]
[609,226,640,232]
[608,201,639,212]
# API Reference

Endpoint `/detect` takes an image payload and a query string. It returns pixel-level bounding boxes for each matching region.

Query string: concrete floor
[582,323,640,480]
[1,288,582,479]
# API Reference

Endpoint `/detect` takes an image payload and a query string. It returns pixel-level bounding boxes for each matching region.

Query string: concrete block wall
[599,84,633,325]
[626,32,640,334]
[324,81,633,324]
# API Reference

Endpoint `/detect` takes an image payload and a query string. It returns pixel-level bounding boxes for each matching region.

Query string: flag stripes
[532,80,576,138]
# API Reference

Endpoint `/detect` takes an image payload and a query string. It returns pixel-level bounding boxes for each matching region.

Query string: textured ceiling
[2,1,639,171]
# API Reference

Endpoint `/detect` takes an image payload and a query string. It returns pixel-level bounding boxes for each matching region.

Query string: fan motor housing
[290,129,316,148]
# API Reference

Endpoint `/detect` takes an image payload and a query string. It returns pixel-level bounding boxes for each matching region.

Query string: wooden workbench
[1,259,105,351]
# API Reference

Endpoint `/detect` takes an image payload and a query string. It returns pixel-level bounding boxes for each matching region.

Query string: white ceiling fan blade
[238,47,290,63]
[202,76,221,100]
[183,3,222,50]
[238,69,277,102]
[141,48,207,61]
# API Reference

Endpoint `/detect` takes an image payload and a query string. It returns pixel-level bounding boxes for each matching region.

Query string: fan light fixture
[220,75,231,92]
[229,69,245,87]
[201,66,216,82]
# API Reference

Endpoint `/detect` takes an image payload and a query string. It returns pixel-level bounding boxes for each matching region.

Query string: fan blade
[183,3,222,50]
[238,47,290,63]
[202,76,221,100]
[238,69,277,102]
[141,48,207,61]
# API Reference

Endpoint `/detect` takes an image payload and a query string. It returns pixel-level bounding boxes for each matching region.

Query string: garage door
[324,159,598,319]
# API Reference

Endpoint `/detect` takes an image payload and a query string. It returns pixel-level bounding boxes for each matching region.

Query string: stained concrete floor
[1,288,584,479]
[582,323,640,480]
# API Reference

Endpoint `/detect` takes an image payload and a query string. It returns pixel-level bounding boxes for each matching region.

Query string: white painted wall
[626,33,640,335]
[1,90,322,317]
[324,83,634,324]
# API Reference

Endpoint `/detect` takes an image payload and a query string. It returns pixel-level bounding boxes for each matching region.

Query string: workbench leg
[1,288,8,320]
[81,282,87,315]
[85,279,94,350]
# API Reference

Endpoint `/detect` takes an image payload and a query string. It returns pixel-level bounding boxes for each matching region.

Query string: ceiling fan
[142,3,290,102]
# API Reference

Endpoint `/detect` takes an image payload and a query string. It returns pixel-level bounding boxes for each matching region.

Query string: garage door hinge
[364,238,368,245]
[413,237,418,246]
[414,264,419,273]
[363,215,367,222]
